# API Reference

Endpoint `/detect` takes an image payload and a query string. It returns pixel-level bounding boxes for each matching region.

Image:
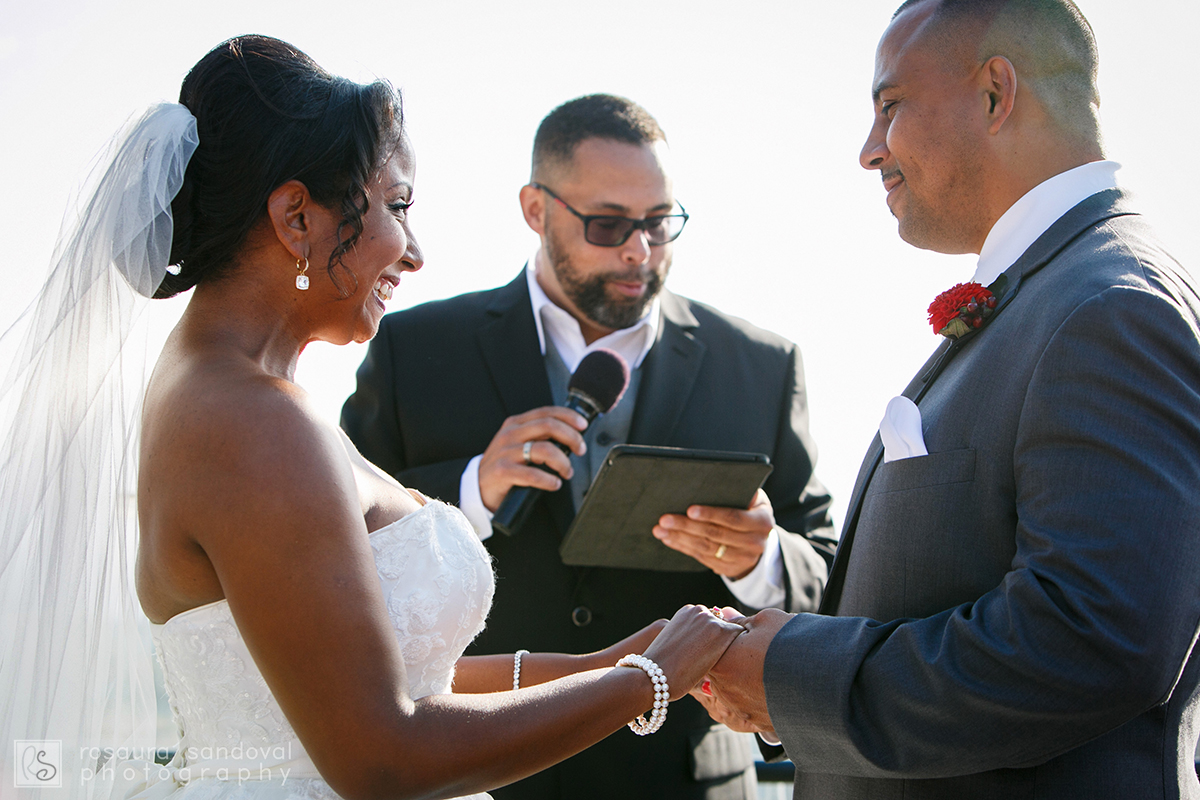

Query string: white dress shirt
[459,252,787,608]
[973,160,1120,287]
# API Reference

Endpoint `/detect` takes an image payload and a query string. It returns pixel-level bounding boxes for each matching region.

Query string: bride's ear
[267,180,323,259]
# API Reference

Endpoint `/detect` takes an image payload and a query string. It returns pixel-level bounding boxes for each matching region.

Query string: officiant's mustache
[604,267,659,285]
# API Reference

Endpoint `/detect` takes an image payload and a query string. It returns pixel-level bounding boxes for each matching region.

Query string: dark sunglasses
[531,182,688,247]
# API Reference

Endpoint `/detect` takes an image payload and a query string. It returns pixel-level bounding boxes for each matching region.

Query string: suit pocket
[689,724,756,781]
[848,447,996,617]
[869,447,976,495]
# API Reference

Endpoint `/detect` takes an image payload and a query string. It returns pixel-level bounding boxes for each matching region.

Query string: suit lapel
[476,271,573,533]
[477,271,555,416]
[628,292,707,445]
[819,189,1140,615]
[818,340,951,613]
[1003,187,1137,294]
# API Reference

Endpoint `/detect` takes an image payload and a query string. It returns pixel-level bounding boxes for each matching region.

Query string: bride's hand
[639,605,745,700]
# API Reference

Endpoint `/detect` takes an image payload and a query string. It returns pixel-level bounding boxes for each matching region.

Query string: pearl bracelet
[615,654,669,735]
[512,649,530,690]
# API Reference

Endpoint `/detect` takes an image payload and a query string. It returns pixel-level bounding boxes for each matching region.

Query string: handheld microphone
[491,349,630,536]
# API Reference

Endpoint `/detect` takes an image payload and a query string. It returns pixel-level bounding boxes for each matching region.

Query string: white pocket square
[880,396,928,463]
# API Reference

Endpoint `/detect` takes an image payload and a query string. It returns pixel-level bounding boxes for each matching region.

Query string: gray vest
[543,335,643,513]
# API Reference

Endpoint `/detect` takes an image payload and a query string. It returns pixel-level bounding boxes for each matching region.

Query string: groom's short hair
[892,0,1100,141]
[531,94,666,181]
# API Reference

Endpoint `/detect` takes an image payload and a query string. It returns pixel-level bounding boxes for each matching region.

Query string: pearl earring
[295,257,310,291]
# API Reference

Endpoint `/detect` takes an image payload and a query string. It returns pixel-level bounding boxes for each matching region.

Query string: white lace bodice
[138,501,495,800]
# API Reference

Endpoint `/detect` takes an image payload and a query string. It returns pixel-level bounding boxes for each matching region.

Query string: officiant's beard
[544,234,669,331]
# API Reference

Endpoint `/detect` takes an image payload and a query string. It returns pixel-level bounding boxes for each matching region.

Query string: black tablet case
[558,444,773,572]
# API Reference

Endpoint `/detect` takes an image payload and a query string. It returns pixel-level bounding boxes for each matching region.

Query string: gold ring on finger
[714,543,727,560]
[522,441,534,465]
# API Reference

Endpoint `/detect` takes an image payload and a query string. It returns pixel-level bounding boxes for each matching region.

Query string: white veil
[0,103,198,799]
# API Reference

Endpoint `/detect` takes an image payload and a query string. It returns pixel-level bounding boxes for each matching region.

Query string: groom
[701,0,1200,797]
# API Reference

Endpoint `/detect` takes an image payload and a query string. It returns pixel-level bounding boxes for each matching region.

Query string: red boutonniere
[927,282,998,339]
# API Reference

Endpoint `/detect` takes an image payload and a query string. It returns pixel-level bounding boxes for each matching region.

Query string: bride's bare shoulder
[149,359,326,457]
[137,347,367,622]
[141,350,356,532]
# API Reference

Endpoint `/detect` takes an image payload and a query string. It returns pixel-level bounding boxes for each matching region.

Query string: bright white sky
[1,0,1195,529]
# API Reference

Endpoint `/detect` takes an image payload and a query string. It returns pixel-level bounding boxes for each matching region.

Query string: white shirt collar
[972,160,1121,287]
[524,250,660,373]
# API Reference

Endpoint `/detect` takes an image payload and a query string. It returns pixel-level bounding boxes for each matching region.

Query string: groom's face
[859,1,994,255]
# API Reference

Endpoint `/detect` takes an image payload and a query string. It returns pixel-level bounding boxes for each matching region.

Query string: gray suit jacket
[763,189,1200,799]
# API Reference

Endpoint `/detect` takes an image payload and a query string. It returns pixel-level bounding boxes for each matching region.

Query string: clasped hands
[479,405,777,579]
[691,606,794,741]
[614,604,793,740]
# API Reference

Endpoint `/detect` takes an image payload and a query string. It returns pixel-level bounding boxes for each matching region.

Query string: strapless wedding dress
[125,501,495,800]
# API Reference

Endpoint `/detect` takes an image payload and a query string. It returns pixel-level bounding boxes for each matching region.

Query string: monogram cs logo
[14,740,62,788]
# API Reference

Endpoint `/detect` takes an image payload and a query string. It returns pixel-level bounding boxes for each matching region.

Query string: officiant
[341,93,837,800]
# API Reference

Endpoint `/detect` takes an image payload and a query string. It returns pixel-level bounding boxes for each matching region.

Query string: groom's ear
[267,179,321,259]
[981,55,1018,135]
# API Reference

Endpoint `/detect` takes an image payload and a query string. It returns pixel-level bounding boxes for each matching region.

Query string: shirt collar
[524,250,660,373]
[973,160,1121,287]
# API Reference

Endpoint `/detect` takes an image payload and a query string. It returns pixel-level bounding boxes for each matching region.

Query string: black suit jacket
[343,272,836,800]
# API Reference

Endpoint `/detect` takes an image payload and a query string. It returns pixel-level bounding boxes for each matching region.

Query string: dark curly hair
[157,35,403,299]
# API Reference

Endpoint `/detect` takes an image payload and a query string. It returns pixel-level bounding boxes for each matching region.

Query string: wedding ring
[522,441,534,465]
[710,606,724,618]
[714,543,727,560]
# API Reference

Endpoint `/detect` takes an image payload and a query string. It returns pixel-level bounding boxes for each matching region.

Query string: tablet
[558,444,773,572]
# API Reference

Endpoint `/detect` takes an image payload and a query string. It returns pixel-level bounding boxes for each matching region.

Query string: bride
[0,35,742,800]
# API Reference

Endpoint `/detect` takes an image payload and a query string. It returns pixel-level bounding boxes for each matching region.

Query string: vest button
[596,432,613,446]
[571,606,593,627]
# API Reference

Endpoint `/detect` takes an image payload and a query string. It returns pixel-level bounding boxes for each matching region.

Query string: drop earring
[295,257,310,290]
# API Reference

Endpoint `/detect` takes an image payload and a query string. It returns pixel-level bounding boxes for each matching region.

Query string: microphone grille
[568,349,631,413]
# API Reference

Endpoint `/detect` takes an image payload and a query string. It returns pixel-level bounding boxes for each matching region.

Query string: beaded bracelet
[615,654,670,735]
[512,649,530,690]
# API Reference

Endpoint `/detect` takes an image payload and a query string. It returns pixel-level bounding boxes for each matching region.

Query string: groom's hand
[691,684,762,734]
[700,607,792,735]
[652,489,775,578]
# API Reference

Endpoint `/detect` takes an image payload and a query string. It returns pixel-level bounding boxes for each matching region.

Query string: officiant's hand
[652,489,775,579]
[695,606,791,735]
[478,406,588,511]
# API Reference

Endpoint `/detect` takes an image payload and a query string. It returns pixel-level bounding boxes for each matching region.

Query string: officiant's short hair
[531,94,666,179]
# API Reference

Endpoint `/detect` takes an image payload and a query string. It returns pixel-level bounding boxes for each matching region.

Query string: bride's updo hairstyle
[157,35,403,299]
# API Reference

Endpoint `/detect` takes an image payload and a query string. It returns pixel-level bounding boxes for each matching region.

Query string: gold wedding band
[522,441,534,465]
[714,543,727,560]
